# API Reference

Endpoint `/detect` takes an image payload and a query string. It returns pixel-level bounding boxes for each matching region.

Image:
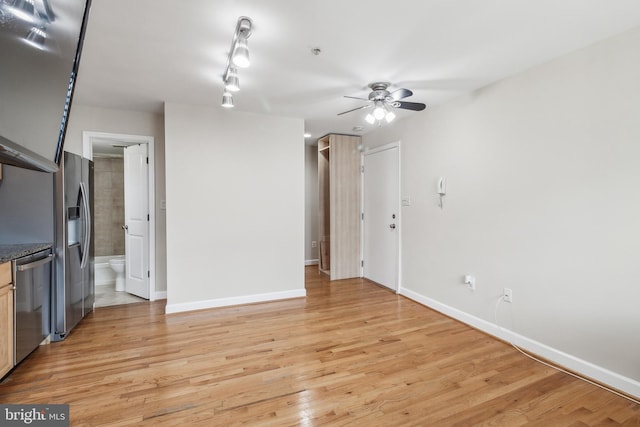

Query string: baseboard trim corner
[153,291,167,301]
[305,259,319,266]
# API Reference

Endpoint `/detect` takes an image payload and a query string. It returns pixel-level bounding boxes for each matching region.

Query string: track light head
[221,92,234,108]
[232,17,252,68]
[224,67,240,92]
[232,38,250,68]
[225,75,239,92]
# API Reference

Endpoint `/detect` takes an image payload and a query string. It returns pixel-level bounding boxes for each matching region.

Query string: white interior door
[363,144,400,291]
[124,144,150,299]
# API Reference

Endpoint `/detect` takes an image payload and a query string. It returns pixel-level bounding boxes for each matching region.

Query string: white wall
[164,103,305,312]
[305,145,319,264]
[364,27,640,396]
[64,105,167,292]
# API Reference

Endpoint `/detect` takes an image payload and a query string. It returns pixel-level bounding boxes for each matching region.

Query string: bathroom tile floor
[95,283,147,307]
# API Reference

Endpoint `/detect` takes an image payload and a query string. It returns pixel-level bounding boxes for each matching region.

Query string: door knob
[122,225,128,231]
[389,224,396,229]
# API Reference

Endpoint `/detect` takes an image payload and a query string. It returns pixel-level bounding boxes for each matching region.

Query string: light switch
[402,196,412,206]
[160,200,166,210]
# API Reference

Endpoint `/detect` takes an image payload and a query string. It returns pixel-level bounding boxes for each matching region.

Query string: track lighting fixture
[221,16,253,108]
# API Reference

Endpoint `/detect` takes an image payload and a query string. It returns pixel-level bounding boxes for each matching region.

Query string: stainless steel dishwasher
[12,249,53,365]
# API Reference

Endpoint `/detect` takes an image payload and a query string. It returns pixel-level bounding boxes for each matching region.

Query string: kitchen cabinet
[0,261,14,378]
[318,134,362,280]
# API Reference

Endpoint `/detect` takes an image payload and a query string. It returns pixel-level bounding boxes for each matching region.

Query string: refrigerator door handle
[79,181,91,269]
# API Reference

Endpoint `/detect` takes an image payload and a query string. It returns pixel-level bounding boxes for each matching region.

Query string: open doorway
[82,131,157,306]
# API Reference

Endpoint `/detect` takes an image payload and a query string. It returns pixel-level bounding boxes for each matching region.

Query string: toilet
[109,257,126,292]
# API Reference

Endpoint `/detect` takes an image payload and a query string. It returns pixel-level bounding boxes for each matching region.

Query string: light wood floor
[1,267,638,426]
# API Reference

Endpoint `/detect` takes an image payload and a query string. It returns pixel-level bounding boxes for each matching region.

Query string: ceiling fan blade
[394,101,427,111]
[388,88,413,100]
[337,104,372,116]
[344,95,371,101]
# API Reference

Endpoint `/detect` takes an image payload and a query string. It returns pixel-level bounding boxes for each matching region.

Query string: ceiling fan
[338,82,427,124]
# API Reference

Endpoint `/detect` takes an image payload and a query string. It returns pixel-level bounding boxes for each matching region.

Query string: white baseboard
[95,280,115,287]
[165,289,307,314]
[153,291,167,301]
[399,286,640,399]
[305,259,319,266]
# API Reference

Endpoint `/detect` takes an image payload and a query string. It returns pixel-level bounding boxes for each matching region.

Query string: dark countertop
[0,243,53,263]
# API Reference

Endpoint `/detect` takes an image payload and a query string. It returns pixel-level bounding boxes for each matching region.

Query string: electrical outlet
[311,241,317,248]
[503,288,513,303]
[464,275,476,290]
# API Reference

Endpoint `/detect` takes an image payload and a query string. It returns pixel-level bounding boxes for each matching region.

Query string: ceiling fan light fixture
[365,114,375,124]
[221,92,234,108]
[385,111,396,123]
[373,106,386,121]
[338,81,426,127]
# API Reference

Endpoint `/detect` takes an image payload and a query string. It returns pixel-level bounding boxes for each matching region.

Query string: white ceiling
[73,0,640,143]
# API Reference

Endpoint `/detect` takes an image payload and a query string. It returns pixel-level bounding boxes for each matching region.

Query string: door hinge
[148,270,150,278]
[147,214,150,221]
[361,260,364,267]
[361,212,364,220]
[361,165,364,173]
[146,157,149,164]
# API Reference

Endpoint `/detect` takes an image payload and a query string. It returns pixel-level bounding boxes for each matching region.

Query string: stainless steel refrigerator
[52,151,94,341]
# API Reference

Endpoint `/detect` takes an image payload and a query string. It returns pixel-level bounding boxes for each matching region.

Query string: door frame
[82,131,158,301]
[361,141,402,293]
